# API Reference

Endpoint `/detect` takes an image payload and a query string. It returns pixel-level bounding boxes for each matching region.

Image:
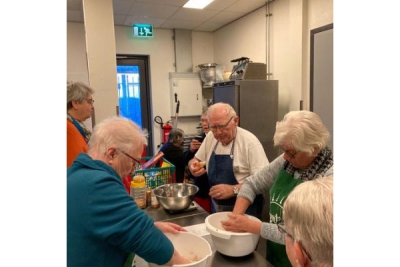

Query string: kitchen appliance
[148,232,212,267]
[197,63,225,88]
[153,183,199,212]
[229,57,267,80]
[205,212,261,257]
[197,63,217,87]
[212,80,279,161]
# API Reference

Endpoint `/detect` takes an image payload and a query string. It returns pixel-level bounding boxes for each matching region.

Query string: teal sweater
[67,153,174,267]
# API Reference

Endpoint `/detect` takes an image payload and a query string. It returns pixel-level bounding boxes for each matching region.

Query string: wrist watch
[233,185,239,196]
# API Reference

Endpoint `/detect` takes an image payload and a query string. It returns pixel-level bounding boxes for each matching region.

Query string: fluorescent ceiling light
[183,0,214,9]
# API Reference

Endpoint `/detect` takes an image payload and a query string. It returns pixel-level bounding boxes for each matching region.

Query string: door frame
[116,54,153,156]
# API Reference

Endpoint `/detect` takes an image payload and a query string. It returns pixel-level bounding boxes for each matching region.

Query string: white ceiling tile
[67,0,267,32]
[134,0,187,6]
[204,0,240,11]
[194,21,226,32]
[124,16,167,28]
[170,8,220,21]
[113,1,134,15]
[226,0,266,13]
[128,3,179,18]
[161,19,203,30]
[206,11,244,24]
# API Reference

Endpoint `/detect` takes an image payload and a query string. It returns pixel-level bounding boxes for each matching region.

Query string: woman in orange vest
[67,81,95,167]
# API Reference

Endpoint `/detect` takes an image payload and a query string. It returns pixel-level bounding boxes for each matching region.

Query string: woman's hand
[154,221,187,234]
[220,213,255,233]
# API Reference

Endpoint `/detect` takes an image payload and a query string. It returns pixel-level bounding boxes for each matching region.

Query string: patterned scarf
[283,146,333,181]
[67,113,92,143]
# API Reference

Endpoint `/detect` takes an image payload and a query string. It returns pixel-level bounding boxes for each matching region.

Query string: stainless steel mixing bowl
[153,183,199,211]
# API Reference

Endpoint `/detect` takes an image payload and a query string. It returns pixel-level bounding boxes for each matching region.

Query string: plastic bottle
[130,175,147,209]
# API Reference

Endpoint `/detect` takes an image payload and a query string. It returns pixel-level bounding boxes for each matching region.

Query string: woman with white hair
[221,110,333,267]
[280,176,333,267]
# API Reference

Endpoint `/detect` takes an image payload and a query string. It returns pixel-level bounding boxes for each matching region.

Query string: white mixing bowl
[205,212,261,257]
[148,232,212,267]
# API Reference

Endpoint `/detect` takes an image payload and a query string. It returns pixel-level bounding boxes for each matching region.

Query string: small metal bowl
[153,183,199,211]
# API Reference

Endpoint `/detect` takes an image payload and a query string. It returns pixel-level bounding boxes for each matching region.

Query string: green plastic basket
[133,157,175,189]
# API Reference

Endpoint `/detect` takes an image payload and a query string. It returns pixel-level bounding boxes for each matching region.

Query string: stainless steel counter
[143,203,274,267]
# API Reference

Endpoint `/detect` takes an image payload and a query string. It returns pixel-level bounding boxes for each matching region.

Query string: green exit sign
[133,24,153,37]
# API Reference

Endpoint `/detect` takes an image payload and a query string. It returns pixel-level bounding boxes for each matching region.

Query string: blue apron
[208,140,264,219]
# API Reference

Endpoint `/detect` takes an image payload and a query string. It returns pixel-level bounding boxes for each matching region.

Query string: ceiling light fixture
[183,0,214,9]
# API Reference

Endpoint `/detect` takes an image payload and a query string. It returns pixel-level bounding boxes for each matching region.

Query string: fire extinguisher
[162,122,172,143]
[154,116,172,148]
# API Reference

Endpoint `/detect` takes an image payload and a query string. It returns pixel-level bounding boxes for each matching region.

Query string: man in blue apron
[188,103,269,219]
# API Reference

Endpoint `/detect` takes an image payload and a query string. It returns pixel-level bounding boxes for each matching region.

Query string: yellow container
[130,175,147,209]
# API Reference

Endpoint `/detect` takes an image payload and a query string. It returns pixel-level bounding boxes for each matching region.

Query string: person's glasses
[118,149,142,171]
[277,220,313,261]
[280,147,298,159]
[86,98,95,105]
[209,116,234,132]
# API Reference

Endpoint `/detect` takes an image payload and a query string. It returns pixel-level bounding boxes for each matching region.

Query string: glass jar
[151,189,160,209]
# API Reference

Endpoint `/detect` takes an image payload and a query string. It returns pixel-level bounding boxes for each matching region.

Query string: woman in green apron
[220,110,333,267]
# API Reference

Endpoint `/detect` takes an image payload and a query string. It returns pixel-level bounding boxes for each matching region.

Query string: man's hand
[188,159,206,177]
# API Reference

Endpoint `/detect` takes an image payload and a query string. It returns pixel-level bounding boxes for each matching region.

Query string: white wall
[212,0,333,117]
[67,0,333,154]
[192,31,214,71]
[213,7,266,71]
[67,22,93,131]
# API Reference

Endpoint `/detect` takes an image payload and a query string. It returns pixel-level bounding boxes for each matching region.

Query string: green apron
[267,169,303,267]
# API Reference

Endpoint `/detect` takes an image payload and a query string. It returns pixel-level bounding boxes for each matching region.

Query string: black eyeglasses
[280,147,298,159]
[277,220,313,261]
[118,149,142,170]
[209,116,234,132]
